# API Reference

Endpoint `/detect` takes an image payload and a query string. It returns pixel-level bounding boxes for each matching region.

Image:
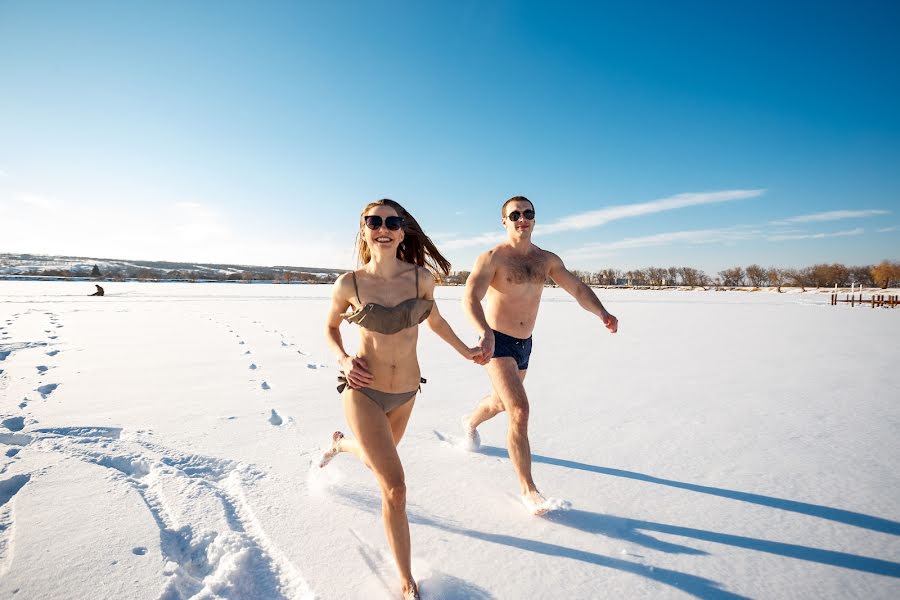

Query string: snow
[0,280,898,599]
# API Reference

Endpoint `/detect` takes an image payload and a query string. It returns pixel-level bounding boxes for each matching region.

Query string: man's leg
[467,368,527,428]
[483,357,539,497]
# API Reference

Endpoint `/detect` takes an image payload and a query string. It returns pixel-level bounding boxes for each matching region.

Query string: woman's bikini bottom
[337,374,426,413]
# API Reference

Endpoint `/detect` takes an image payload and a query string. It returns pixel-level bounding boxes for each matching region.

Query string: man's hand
[341,355,374,388]
[603,312,618,334]
[475,331,495,365]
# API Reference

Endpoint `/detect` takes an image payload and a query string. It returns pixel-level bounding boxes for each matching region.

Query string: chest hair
[504,253,548,284]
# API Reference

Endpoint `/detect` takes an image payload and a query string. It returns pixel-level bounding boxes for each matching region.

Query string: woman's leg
[386,394,416,445]
[343,389,416,595]
[325,392,416,466]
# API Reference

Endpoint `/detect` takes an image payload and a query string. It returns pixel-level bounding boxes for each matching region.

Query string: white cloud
[562,226,761,262]
[539,189,764,235]
[15,193,59,210]
[0,169,8,178]
[877,226,897,233]
[441,189,764,249]
[766,228,865,241]
[441,231,507,250]
[770,209,888,225]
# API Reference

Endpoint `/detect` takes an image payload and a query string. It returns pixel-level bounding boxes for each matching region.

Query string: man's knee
[507,401,530,428]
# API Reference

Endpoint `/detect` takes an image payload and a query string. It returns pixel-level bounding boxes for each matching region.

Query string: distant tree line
[10,260,900,289]
[563,260,900,289]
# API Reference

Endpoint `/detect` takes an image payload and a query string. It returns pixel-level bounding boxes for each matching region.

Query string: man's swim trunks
[491,329,533,370]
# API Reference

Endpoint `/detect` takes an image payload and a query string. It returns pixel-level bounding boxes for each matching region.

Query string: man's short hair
[501,196,534,218]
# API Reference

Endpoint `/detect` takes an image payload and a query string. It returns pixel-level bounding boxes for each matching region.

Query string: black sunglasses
[364,215,405,231]
[506,209,535,222]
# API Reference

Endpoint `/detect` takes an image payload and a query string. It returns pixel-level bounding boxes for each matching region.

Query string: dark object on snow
[90,284,105,297]
[91,265,102,277]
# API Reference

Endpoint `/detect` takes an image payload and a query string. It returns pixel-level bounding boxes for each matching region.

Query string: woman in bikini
[320,199,479,600]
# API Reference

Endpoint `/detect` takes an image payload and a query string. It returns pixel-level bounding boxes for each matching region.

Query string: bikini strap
[351,271,361,304]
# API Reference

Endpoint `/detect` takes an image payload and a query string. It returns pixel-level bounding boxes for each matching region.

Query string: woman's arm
[421,268,479,360]
[325,273,374,387]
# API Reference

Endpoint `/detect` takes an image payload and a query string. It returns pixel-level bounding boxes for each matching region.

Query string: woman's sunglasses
[364,215,405,230]
[507,209,535,222]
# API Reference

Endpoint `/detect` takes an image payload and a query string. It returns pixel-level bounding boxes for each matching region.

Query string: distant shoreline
[2,275,896,294]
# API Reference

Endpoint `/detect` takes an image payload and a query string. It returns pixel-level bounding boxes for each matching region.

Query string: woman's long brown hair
[356,199,451,278]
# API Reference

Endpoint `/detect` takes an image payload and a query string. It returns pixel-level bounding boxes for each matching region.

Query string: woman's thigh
[386,395,416,446]
[343,389,404,486]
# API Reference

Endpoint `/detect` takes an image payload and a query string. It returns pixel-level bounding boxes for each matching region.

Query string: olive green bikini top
[343,268,434,335]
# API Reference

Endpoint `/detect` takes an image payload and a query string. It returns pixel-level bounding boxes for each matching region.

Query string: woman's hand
[341,355,374,388]
[461,345,483,362]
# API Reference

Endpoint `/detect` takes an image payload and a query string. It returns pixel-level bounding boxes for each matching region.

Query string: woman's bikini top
[343,267,434,335]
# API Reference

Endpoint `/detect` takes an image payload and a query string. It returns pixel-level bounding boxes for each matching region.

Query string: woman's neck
[365,251,407,278]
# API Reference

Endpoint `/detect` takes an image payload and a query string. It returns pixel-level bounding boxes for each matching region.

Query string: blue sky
[1,1,897,274]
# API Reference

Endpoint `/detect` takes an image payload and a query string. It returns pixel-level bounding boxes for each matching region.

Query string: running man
[461,196,618,514]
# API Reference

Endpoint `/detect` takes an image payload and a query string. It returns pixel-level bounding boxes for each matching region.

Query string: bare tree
[625,270,646,286]
[679,267,705,287]
[871,260,900,288]
[667,266,680,286]
[745,264,767,287]
[718,267,745,287]
[643,267,659,286]
[766,267,785,291]
[848,265,874,287]
[569,269,592,284]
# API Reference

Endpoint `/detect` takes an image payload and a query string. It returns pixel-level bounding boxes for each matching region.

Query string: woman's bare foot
[401,579,420,599]
[318,431,344,468]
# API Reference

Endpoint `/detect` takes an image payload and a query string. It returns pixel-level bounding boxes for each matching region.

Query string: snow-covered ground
[1,281,898,599]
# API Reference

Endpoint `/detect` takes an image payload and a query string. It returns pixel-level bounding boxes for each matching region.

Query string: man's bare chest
[496,254,549,287]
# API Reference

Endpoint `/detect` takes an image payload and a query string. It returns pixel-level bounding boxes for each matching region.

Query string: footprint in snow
[36,365,48,373]
[260,381,270,390]
[2,416,26,432]
[46,350,60,357]
[268,409,283,426]
[37,383,59,398]
[0,473,31,504]
[249,364,258,370]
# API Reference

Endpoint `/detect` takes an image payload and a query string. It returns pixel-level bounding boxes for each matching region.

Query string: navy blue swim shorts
[491,329,533,370]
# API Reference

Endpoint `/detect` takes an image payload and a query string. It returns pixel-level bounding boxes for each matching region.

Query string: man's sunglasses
[506,209,535,222]
[364,215,405,231]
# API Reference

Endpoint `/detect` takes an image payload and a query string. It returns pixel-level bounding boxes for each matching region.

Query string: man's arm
[547,253,618,333]
[462,250,498,362]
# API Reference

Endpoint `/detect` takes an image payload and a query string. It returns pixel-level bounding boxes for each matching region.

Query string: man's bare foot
[318,431,344,468]
[401,579,420,599]
[521,490,551,516]
[460,414,481,451]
